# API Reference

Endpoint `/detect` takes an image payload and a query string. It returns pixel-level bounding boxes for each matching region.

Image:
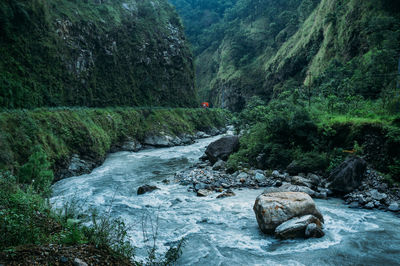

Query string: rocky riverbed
[174,153,400,213]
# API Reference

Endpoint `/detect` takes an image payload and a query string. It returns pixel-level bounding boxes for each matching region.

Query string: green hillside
[0,0,197,108]
[171,0,400,111]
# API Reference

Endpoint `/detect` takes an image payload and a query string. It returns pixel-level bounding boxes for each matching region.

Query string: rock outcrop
[205,136,239,164]
[328,156,367,195]
[253,192,324,234]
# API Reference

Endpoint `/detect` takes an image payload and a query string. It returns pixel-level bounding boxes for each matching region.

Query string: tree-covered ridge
[0,0,197,109]
[171,0,400,111]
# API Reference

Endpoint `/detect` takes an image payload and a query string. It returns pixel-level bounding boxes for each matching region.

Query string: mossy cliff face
[171,0,400,111]
[0,0,197,108]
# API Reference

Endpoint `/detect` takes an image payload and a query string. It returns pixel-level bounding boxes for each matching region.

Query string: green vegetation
[0,170,186,264]
[0,0,196,108]
[0,107,228,179]
[228,95,400,182]
[171,0,400,111]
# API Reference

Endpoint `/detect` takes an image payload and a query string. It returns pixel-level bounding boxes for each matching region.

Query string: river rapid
[51,135,400,265]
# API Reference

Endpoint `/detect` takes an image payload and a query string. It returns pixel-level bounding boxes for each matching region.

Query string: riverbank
[0,107,229,182]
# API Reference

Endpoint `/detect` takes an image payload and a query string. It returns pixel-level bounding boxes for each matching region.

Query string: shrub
[18,145,53,196]
[286,151,329,175]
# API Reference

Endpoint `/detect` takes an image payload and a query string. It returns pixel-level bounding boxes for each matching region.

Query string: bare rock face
[205,135,239,164]
[328,156,367,195]
[253,192,324,234]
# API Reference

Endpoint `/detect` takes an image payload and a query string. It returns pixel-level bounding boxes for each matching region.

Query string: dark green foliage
[0,0,197,109]
[287,152,329,175]
[19,145,53,196]
[83,210,135,259]
[228,97,319,171]
[0,172,55,249]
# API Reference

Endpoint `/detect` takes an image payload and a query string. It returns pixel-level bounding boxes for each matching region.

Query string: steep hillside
[172,0,400,111]
[0,0,197,108]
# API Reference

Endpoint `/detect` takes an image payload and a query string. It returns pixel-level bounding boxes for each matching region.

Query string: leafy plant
[18,145,53,196]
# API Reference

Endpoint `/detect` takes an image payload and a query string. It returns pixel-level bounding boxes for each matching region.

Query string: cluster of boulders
[343,168,400,211]
[175,164,333,200]
[253,192,325,239]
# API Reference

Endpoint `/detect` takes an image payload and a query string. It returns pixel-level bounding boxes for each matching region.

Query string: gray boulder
[253,192,324,234]
[196,131,210,139]
[291,176,313,188]
[254,172,266,182]
[144,135,174,147]
[275,215,324,239]
[305,223,325,238]
[66,154,94,177]
[212,159,226,170]
[197,189,213,197]
[366,189,387,202]
[328,156,367,195]
[205,135,239,164]
[121,139,142,152]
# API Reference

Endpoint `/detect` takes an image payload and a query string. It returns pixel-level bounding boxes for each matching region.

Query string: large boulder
[275,215,324,239]
[253,192,324,234]
[205,136,239,164]
[144,135,174,147]
[328,156,367,195]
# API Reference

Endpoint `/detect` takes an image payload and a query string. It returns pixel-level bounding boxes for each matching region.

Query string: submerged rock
[205,135,239,164]
[216,189,236,199]
[275,215,323,239]
[137,185,159,195]
[253,192,324,234]
[328,156,367,195]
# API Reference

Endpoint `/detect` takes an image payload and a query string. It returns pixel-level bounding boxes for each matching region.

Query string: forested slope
[0,0,197,108]
[171,0,400,111]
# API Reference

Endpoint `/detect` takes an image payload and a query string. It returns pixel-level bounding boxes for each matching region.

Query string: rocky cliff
[0,0,197,108]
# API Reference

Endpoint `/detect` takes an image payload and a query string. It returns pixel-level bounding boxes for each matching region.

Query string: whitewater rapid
[51,136,400,265]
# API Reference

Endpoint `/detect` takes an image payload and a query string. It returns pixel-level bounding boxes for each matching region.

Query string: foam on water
[51,135,400,265]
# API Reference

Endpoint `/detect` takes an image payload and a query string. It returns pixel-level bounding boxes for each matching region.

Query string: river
[51,135,400,265]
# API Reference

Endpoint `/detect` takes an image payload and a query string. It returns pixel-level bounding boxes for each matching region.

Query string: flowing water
[51,136,400,265]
